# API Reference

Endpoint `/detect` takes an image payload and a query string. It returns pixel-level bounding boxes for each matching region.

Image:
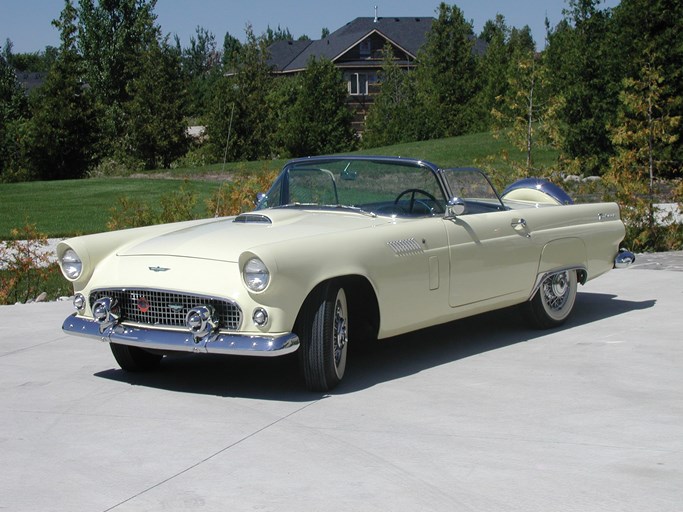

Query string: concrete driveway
[1,260,681,511]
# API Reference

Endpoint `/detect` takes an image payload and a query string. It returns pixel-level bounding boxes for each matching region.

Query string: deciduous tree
[604,54,682,250]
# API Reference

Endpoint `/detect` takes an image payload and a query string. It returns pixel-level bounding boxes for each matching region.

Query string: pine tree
[182,27,222,117]
[207,25,273,162]
[612,0,683,177]
[414,2,478,137]
[475,16,536,134]
[544,0,620,174]
[27,0,97,180]
[0,50,30,180]
[278,57,355,157]
[125,37,188,169]
[363,43,417,148]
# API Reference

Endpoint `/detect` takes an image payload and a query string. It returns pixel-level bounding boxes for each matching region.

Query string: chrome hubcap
[333,300,348,367]
[543,271,569,311]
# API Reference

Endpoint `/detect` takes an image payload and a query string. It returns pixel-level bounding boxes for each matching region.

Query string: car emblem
[136,297,150,313]
[168,303,184,312]
[148,266,170,272]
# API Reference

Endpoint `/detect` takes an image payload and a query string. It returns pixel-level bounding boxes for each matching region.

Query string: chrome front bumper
[62,313,300,357]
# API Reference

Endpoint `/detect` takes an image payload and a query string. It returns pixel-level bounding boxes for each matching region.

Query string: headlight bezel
[60,248,83,281]
[243,257,270,292]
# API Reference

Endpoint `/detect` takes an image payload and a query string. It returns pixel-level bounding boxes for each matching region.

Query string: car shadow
[336,291,655,394]
[94,291,655,399]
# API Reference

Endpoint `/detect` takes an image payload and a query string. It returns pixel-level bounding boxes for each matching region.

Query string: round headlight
[61,249,83,280]
[243,257,270,292]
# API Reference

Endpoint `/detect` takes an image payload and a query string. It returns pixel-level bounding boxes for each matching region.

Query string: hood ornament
[148,266,171,272]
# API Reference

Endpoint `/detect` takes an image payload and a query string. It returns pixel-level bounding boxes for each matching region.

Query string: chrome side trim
[62,314,299,357]
[528,265,587,301]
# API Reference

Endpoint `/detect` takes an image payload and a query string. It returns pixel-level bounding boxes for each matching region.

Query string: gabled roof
[268,16,434,73]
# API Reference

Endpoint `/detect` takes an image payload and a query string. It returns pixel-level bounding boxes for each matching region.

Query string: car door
[441,169,541,308]
[444,210,540,307]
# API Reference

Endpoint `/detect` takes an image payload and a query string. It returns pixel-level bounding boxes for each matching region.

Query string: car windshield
[256,158,447,217]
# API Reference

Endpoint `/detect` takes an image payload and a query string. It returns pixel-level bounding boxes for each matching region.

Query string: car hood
[117,208,380,262]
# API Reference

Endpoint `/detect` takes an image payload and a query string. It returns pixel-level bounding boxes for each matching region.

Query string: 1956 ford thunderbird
[58,156,634,390]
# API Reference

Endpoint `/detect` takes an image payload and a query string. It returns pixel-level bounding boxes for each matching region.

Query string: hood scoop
[233,213,272,224]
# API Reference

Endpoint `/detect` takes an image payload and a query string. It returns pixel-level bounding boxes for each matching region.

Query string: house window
[359,40,371,58]
[348,73,370,95]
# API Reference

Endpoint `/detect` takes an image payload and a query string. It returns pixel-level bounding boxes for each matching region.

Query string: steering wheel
[394,188,442,214]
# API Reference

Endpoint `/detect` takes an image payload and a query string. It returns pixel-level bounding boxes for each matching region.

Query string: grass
[0,178,225,239]
[353,132,559,170]
[0,132,559,239]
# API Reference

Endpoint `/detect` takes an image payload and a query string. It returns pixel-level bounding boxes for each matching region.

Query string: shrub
[206,169,278,217]
[0,223,52,304]
[107,180,198,230]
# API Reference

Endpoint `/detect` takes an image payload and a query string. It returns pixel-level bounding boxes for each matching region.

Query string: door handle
[511,218,531,238]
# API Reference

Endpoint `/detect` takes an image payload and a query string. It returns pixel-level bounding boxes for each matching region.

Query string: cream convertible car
[59,156,634,391]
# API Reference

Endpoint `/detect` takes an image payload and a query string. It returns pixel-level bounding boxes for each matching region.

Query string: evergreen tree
[278,57,355,157]
[221,32,241,70]
[207,25,273,162]
[544,0,620,174]
[414,2,478,138]
[264,25,293,46]
[612,0,683,177]
[125,37,188,169]
[474,15,509,131]
[0,50,30,181]
[182,26,222,117]
[27,0,97,180]
[363,43,418,148]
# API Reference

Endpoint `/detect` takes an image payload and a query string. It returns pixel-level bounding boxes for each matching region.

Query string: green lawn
[0,179,223,239]
[0,133,559,239]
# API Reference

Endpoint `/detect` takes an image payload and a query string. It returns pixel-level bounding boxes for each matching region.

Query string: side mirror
[445,197,466,218]
[255,192,266,207]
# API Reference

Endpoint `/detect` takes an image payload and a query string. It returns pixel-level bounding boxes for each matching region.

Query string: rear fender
[532,238,588,299]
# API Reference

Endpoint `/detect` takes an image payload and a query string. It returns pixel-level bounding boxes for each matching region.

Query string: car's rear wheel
[298,282,349,391]
[526,270,578,329]
[110,343,163,372]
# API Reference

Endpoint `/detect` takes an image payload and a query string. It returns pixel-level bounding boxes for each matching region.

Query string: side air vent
[233,214,272,224]
[387,238,423,256]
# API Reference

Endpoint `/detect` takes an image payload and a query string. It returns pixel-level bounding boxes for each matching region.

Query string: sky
[1,0,621,54]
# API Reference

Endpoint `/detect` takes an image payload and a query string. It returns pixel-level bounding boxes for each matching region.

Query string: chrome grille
[89,289,241,330]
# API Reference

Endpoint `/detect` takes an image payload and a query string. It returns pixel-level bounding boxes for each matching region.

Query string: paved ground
[1,260,682,511]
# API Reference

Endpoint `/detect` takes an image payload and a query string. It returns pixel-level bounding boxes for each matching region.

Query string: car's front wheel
[110,343,163,372]
[526,270,578,329]
[298,281,349,391]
